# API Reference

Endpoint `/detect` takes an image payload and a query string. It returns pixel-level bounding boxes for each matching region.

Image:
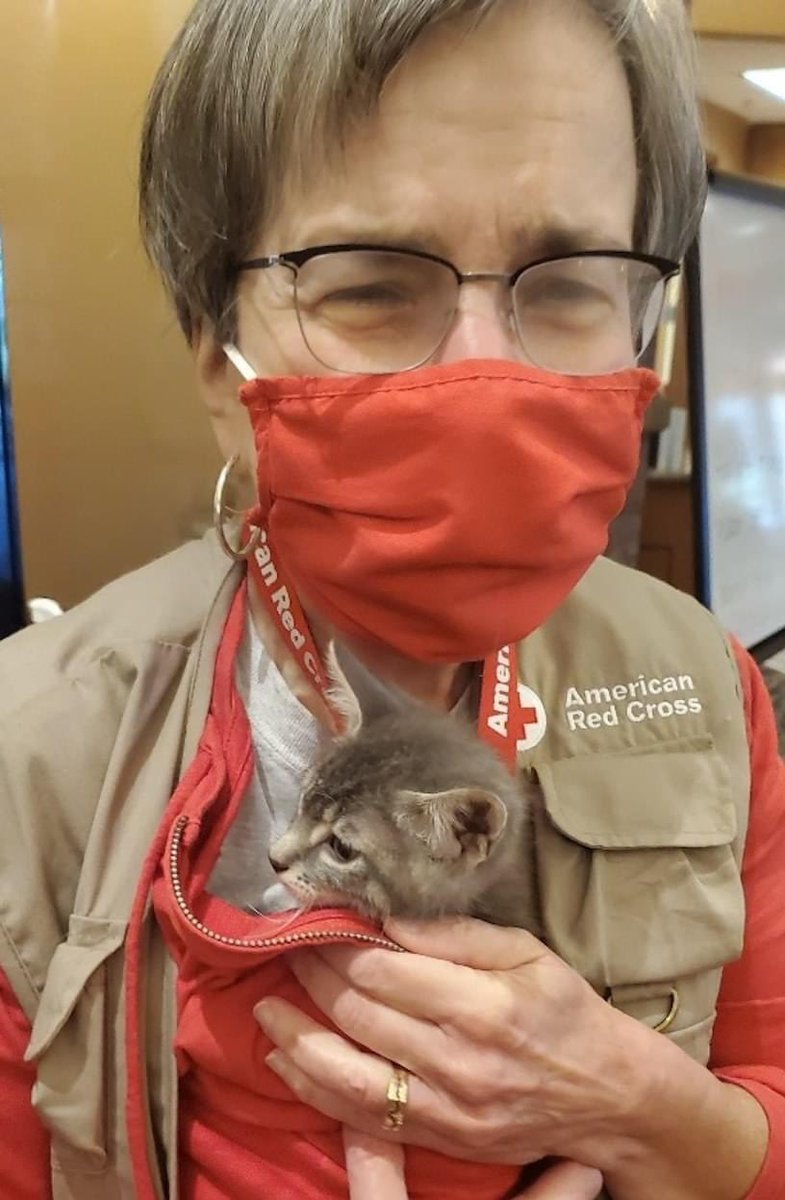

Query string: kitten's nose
[269,855,285,874]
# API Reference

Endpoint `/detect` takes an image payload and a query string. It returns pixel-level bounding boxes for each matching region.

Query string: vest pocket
[532,736,745,993]
[26,915,127,1172]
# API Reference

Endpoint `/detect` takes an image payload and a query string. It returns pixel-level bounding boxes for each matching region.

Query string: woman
[0,1,783,1198]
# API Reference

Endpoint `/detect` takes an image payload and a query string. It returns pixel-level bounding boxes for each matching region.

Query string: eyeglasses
[237,243,680,376]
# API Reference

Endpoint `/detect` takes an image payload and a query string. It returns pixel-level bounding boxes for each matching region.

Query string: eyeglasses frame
[235,243,682,372]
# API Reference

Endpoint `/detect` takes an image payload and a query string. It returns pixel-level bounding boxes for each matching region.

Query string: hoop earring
[213,455,261,562]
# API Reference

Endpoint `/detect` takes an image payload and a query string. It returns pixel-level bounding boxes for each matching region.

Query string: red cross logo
[520,706,539,733]
[516,684,547,751]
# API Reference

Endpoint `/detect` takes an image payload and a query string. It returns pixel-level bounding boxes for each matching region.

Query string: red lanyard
[245,522,528,771]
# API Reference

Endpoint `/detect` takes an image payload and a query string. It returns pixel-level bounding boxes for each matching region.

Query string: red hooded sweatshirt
[124,586,523,1200]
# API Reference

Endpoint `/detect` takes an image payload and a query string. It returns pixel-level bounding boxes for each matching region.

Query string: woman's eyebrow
[285,219,450,256]
[516,222,632,260]
[285,219,631,260]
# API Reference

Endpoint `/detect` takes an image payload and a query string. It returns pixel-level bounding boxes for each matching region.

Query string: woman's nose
[434,283,525,365]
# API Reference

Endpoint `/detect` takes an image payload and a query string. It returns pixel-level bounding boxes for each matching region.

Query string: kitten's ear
[324,641,363,739]
[395,788,508,863]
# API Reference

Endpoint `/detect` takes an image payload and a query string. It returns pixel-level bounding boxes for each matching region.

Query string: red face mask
[241,358,658,664]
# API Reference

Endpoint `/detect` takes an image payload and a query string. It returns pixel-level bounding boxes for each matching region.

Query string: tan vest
[0,533,749,1199]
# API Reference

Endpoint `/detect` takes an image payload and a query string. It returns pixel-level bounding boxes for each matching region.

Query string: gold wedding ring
[384,1065,410,1130]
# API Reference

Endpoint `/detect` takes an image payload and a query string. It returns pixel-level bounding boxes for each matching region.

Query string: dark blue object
[0,235,26,638]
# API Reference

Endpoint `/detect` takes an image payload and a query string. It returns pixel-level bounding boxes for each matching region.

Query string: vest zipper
[169,814,400,951]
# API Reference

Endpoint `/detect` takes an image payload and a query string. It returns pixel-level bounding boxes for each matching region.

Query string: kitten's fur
[262,653,540,933]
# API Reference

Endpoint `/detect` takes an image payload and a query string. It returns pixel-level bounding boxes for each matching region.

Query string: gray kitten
[262,698,541,934]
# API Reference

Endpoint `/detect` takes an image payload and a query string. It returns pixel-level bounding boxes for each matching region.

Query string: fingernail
[266,1050,284,1074]
[254,1000,276,1031]
[288,955,306,980]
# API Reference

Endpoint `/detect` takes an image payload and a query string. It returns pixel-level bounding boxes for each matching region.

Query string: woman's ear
[192,322,257,495]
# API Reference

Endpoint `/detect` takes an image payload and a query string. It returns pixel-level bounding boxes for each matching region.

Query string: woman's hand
[256,916,657,1173]
[258,918,769,1200]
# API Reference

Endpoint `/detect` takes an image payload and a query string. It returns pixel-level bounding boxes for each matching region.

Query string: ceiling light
[743,68,785,104]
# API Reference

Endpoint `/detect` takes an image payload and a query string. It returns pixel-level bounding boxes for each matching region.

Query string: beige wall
[0,0,219,609]
[693,0,785,39]
[702,101,752,175]
[747,126,785,185]
[702,102,785,186]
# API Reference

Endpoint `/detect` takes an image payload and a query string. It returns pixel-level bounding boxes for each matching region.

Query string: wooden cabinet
[639,475,697,597]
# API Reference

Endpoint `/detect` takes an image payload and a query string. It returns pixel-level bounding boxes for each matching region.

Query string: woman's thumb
[515,1159,604,1199]
[343,1126,409,1200]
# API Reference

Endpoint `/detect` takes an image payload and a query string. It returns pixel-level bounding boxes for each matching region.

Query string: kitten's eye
[328,835,359,863]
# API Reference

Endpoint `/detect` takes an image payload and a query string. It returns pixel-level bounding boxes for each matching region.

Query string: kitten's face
[268,779,507,921]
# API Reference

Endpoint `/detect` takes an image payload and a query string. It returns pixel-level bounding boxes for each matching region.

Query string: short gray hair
[139,0,706,343]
